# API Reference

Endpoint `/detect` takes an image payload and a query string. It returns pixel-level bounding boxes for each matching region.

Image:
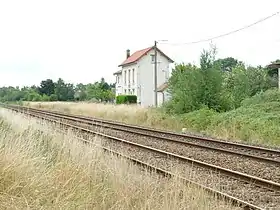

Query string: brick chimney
[126,49,130,59]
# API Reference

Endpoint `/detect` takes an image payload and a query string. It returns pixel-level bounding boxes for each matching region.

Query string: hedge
[116,95,137,104]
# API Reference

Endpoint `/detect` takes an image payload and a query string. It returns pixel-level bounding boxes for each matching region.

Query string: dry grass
[25,101,280,146]
[0,108,238,210]
[25,102,183,131]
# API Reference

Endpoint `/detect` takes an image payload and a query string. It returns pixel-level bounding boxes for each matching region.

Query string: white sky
[0,0,279,87]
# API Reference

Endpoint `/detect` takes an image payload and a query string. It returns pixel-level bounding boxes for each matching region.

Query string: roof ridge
[118,47,153,67]
[118,46,174,67]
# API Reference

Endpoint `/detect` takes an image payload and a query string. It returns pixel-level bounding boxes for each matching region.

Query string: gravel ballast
[73,122,280,184]
[17,112,280,209]
[97,135,280,209]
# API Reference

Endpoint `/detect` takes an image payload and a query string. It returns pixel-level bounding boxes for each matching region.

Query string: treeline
[0,77,115,102]
[166,44,279,114]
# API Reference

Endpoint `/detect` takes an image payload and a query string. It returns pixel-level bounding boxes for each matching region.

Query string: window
[128,89,131,95]
[132,89,135,95]
[116,76,120,84]
[128,69,131,84]
[132,69,135,84]
[151,54,155,63]
[124,89,127,94]
[124,71,127,85]
[163,70,169,81]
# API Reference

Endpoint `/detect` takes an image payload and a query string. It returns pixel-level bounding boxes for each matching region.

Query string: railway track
[14,105,280,161]
[9,105,280,183]
[2,104,280,209]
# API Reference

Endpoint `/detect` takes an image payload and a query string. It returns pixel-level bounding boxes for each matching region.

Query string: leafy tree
[166,44,226,114]
[26,90,42,101]
[166,63,202,113]
[223,65,250,108]
[214,57,241,72]
[99,77,110,90]
[165,44,275,114]
[54,78,74,101]
[74,83,87,101]
[38,79,55,96]
[41,94,50,101]
[223,64,274,108]
[0,77,114,102]
[85,79,115,102]
[199,44,225,111]
[49,94,58,101]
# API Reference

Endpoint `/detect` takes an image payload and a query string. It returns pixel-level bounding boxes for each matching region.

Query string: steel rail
[17,105,280,153]
[71,137,264,210]
[6,105,280,193]
[10,104,280,165]
[52,127,265,210]
[4,105,264,210]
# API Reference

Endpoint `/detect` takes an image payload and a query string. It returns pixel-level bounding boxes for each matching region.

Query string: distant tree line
[0,77,115,102]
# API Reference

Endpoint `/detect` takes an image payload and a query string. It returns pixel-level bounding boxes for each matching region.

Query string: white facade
[115,71,123,96]
[114,47,173,107]
[157,90,171,106]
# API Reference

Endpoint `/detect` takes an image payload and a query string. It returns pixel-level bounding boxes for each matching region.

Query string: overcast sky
[0,0,279,87]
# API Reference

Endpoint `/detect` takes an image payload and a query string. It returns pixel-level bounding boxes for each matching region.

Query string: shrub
[116,95,137,104]
[116,95,125,104]
[49,94,58,101]
[241,88,280,107]
[41,94,50,101]
[180,107,218,131]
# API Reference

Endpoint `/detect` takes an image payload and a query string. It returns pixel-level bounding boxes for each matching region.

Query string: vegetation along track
[2,104,280,209]
[8,105,280,183]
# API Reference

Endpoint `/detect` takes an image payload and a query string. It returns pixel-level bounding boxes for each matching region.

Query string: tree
[214,57,241,72]
[166,44,230,113]
[99,77,110,90]
[26,89,42,101]
[166,63,203,113]
[54,78,74,101]
[38,79,55,96]
[223,65,250,108]
[0,77,116,102]
[223,64,274,108]
[74,83,87,101]
[85,78,115,102]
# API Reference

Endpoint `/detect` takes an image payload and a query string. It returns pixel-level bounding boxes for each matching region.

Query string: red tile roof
[118,46,174,67]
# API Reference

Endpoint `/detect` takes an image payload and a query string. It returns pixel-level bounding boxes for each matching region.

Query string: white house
[113,46,174,107]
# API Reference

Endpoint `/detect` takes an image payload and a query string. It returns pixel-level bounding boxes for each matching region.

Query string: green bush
[116,95,125,104]
[127,95,137,103]
[241,88,280,107]
[180,107,218,131]
[42,94,50,101]
[116,95,137,104]
[49,94,58,101]
[173,88,280,145]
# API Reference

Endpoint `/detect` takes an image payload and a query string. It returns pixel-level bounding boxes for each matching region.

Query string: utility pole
[154,40,158,107]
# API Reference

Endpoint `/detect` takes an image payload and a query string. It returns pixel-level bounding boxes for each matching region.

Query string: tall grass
[25,102,182,131]
[26,97,280,146]
[0,108,237,210]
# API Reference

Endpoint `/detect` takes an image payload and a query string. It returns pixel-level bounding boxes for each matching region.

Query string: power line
[160,11,279,46]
